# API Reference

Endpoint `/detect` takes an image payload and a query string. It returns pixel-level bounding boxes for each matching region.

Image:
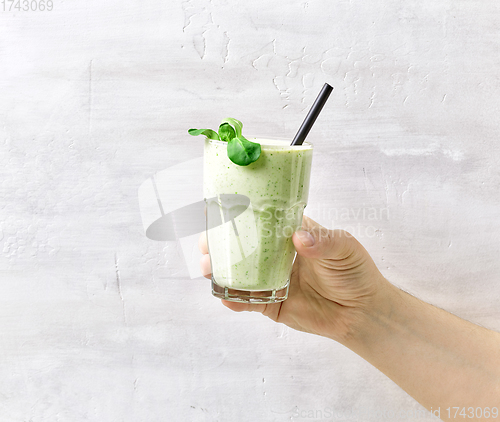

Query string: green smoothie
[204,138,313,297]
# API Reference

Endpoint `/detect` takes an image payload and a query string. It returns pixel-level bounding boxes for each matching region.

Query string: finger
[200,254,212,279]
[221,300,268,313]
[222,300,283,322]
[198,231,208,254]
[293,215,355,260]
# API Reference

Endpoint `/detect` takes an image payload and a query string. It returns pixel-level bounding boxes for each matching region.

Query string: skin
[200,216,500,420]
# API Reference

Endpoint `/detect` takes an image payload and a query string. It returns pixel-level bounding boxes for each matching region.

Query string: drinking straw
[291,83,333,146]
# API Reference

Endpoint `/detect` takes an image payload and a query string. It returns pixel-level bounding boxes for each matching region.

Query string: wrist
[338,276,403,349]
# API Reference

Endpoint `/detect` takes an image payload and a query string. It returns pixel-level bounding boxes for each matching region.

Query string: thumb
[292,216,356,261]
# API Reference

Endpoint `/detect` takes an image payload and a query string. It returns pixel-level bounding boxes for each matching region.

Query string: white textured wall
[1,1,499,421]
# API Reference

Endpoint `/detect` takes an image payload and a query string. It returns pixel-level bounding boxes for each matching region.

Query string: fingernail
[296,230,315,247]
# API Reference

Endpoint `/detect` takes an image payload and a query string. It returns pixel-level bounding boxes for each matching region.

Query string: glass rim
[206,137,313,150]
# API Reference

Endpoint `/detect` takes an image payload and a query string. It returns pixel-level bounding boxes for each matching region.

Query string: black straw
[291,83,333,146]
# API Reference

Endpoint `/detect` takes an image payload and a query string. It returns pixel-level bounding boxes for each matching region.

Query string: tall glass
[204,138,313,303]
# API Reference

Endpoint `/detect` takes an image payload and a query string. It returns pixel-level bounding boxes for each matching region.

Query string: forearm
[343,280,500,420]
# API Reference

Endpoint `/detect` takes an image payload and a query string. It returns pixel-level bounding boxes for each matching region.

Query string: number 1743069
[1,0,53,11]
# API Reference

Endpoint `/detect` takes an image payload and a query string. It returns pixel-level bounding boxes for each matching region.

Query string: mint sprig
[188,118,261,166]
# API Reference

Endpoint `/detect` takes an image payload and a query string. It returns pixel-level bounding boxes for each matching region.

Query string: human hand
[199,215,390,343]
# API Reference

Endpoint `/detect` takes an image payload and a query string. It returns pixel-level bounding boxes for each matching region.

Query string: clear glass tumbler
[204,138,313,303]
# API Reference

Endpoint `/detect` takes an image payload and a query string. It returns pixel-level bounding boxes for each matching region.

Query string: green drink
[204,138,313,303]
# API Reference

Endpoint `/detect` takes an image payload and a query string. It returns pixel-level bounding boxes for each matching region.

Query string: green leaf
[188,128,219,140]
[227,136,261,166]
[218,123,236,142]
[188,118,262,166]
[221,117,243,138]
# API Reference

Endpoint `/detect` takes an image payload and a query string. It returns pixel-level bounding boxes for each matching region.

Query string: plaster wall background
[1,0,499,420]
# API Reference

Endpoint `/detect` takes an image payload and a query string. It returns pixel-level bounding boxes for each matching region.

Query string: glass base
[211,278,289,303]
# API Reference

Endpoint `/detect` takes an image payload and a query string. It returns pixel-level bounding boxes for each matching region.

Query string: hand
[199,215,390,343]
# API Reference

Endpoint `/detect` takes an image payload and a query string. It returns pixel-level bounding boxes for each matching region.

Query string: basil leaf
[188,128,219,140]
[218,123,236,142]
[227,136,261,166]
[188,118,262,166]
[221,117,243,138]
